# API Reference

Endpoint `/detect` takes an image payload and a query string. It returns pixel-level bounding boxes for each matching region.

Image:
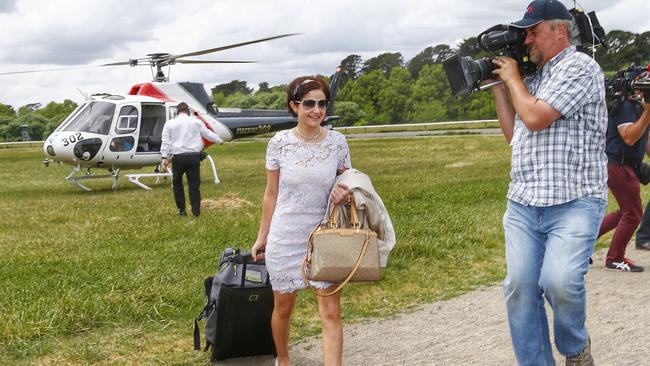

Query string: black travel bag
[194,248,276,362]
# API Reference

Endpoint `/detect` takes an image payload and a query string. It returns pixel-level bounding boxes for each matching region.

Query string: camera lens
[443,55,497,96]
[475,59,496,81]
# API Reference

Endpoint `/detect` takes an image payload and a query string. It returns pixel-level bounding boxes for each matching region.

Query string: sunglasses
[296,99,328,109]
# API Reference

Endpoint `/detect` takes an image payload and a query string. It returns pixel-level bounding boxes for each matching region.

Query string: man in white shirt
[160,102,223,217]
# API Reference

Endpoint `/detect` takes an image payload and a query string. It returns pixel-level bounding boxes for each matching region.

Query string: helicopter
[5,34,342,190]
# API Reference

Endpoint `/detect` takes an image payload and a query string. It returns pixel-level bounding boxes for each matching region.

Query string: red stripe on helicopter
[194,112,216,148]
[128,83,175,102]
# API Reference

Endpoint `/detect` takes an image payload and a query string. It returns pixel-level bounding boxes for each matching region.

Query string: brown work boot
[566,337,594,366]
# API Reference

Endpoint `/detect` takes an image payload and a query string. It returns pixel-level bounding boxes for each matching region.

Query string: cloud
[0,0,161,64]
[0,0,17,13]
[0,0,649,107]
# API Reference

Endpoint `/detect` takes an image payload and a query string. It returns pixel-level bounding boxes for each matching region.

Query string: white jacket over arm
[335,169,396,267]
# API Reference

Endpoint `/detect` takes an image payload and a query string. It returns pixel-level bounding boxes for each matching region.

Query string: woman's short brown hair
[286,76,330,117]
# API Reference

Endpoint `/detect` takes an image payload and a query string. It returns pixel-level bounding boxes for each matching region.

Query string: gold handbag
[302,194,380,296]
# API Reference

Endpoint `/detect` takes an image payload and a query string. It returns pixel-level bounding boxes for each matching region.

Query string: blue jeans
[503,197,606,365]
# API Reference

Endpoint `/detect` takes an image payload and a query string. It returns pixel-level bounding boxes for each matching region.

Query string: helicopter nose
[44,143,56,157]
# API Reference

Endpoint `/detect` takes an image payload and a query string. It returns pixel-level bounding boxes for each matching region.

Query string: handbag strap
[301,223,320,287]
[317,231,370,297]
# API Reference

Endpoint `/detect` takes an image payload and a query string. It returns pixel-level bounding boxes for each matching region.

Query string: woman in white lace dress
[251,76,351,366]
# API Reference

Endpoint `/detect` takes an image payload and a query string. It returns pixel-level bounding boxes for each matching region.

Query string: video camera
[443,8,606,97]
[606,65,650,99]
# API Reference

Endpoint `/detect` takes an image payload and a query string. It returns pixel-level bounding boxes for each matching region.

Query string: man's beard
[529,48,541,65]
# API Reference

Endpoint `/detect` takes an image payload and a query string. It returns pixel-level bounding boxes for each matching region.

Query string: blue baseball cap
[511,0,572,28]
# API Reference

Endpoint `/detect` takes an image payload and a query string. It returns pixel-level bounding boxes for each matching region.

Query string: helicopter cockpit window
[62,101,115,135]
[116,106,138,134]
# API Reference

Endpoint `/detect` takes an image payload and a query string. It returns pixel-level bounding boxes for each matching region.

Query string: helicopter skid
[65,166,120,191]
[63,155,219,191]
[125,172,172,190]
[126,154,219,190]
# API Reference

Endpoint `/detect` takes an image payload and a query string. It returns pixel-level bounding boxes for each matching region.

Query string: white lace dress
[265,129,351,293]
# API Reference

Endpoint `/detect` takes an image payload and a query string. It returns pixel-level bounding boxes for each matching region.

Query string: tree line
[1,29,648,141]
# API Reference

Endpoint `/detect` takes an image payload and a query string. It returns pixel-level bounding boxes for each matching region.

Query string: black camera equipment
[606,65,650,112]
[443,25,536,97]
[606,66,647,98]
[443,8,606,97]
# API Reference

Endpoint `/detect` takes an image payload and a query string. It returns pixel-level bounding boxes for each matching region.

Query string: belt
[608,155,641,167]
[172,152,201,157]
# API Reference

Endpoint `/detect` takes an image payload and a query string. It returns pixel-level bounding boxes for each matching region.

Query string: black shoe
[636,242,650,251]
[178,209,187,216]
[605,258,644,272]
[566,337,593,366]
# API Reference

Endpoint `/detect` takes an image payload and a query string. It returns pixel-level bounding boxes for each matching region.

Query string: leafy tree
[211,80,253,97]
[457,37,485,59]
[632,31,650,67]
[377,67,412,123]
[257,82,271,94]
[337,67,412,124]
[361,52,404,76]
[333,101,366,126]
[0,116,13,142]
[596,30,637,70]
[340,54,363,85]
[409,64,453,122]
[34,100,77,122]
[431,44,456,64]
[407,47,435,79]
[15,113,49,141]
[18,103,41,116]
[338,69,390,123]
[0,103,15,118]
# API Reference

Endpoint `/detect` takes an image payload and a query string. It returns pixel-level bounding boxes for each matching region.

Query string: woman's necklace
[294,126,321,141]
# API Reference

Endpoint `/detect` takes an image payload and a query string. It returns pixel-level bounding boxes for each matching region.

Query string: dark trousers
[637,202,650,243]
[171,153,202,216]
[599,163,642,261]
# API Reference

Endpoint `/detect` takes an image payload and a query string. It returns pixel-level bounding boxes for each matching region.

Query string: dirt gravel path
[221,247,650,365]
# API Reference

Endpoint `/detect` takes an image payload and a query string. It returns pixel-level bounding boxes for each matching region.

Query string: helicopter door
[103,104,139,164]
[136,104,166,153]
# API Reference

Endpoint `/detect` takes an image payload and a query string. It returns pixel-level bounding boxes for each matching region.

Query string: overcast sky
[0,0,648,107]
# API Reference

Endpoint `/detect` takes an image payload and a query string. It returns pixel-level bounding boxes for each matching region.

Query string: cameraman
[598,75,650,272]
[489,0,607,364]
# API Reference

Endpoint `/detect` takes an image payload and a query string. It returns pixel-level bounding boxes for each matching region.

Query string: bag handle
[327,202,340,228]
[326,193,359,228]
[349,193,360,228]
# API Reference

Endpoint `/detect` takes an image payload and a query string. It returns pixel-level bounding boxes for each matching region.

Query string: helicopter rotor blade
[100,61,135,66]
[101,57,153,67]
[174,60,258,64]
[0,65,103,76]
[173,33,300,59]
[0,34,298,77]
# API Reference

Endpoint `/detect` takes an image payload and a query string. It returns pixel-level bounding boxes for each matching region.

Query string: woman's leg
[272,291,297,366]
[316,289,343,366]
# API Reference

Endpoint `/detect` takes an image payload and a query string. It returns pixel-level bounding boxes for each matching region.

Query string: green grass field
[0,135,613,364]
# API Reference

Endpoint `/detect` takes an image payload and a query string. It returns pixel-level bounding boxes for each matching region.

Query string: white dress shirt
[160,113,222,158]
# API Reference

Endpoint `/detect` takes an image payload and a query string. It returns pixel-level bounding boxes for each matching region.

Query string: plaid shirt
[508,46,608,206]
